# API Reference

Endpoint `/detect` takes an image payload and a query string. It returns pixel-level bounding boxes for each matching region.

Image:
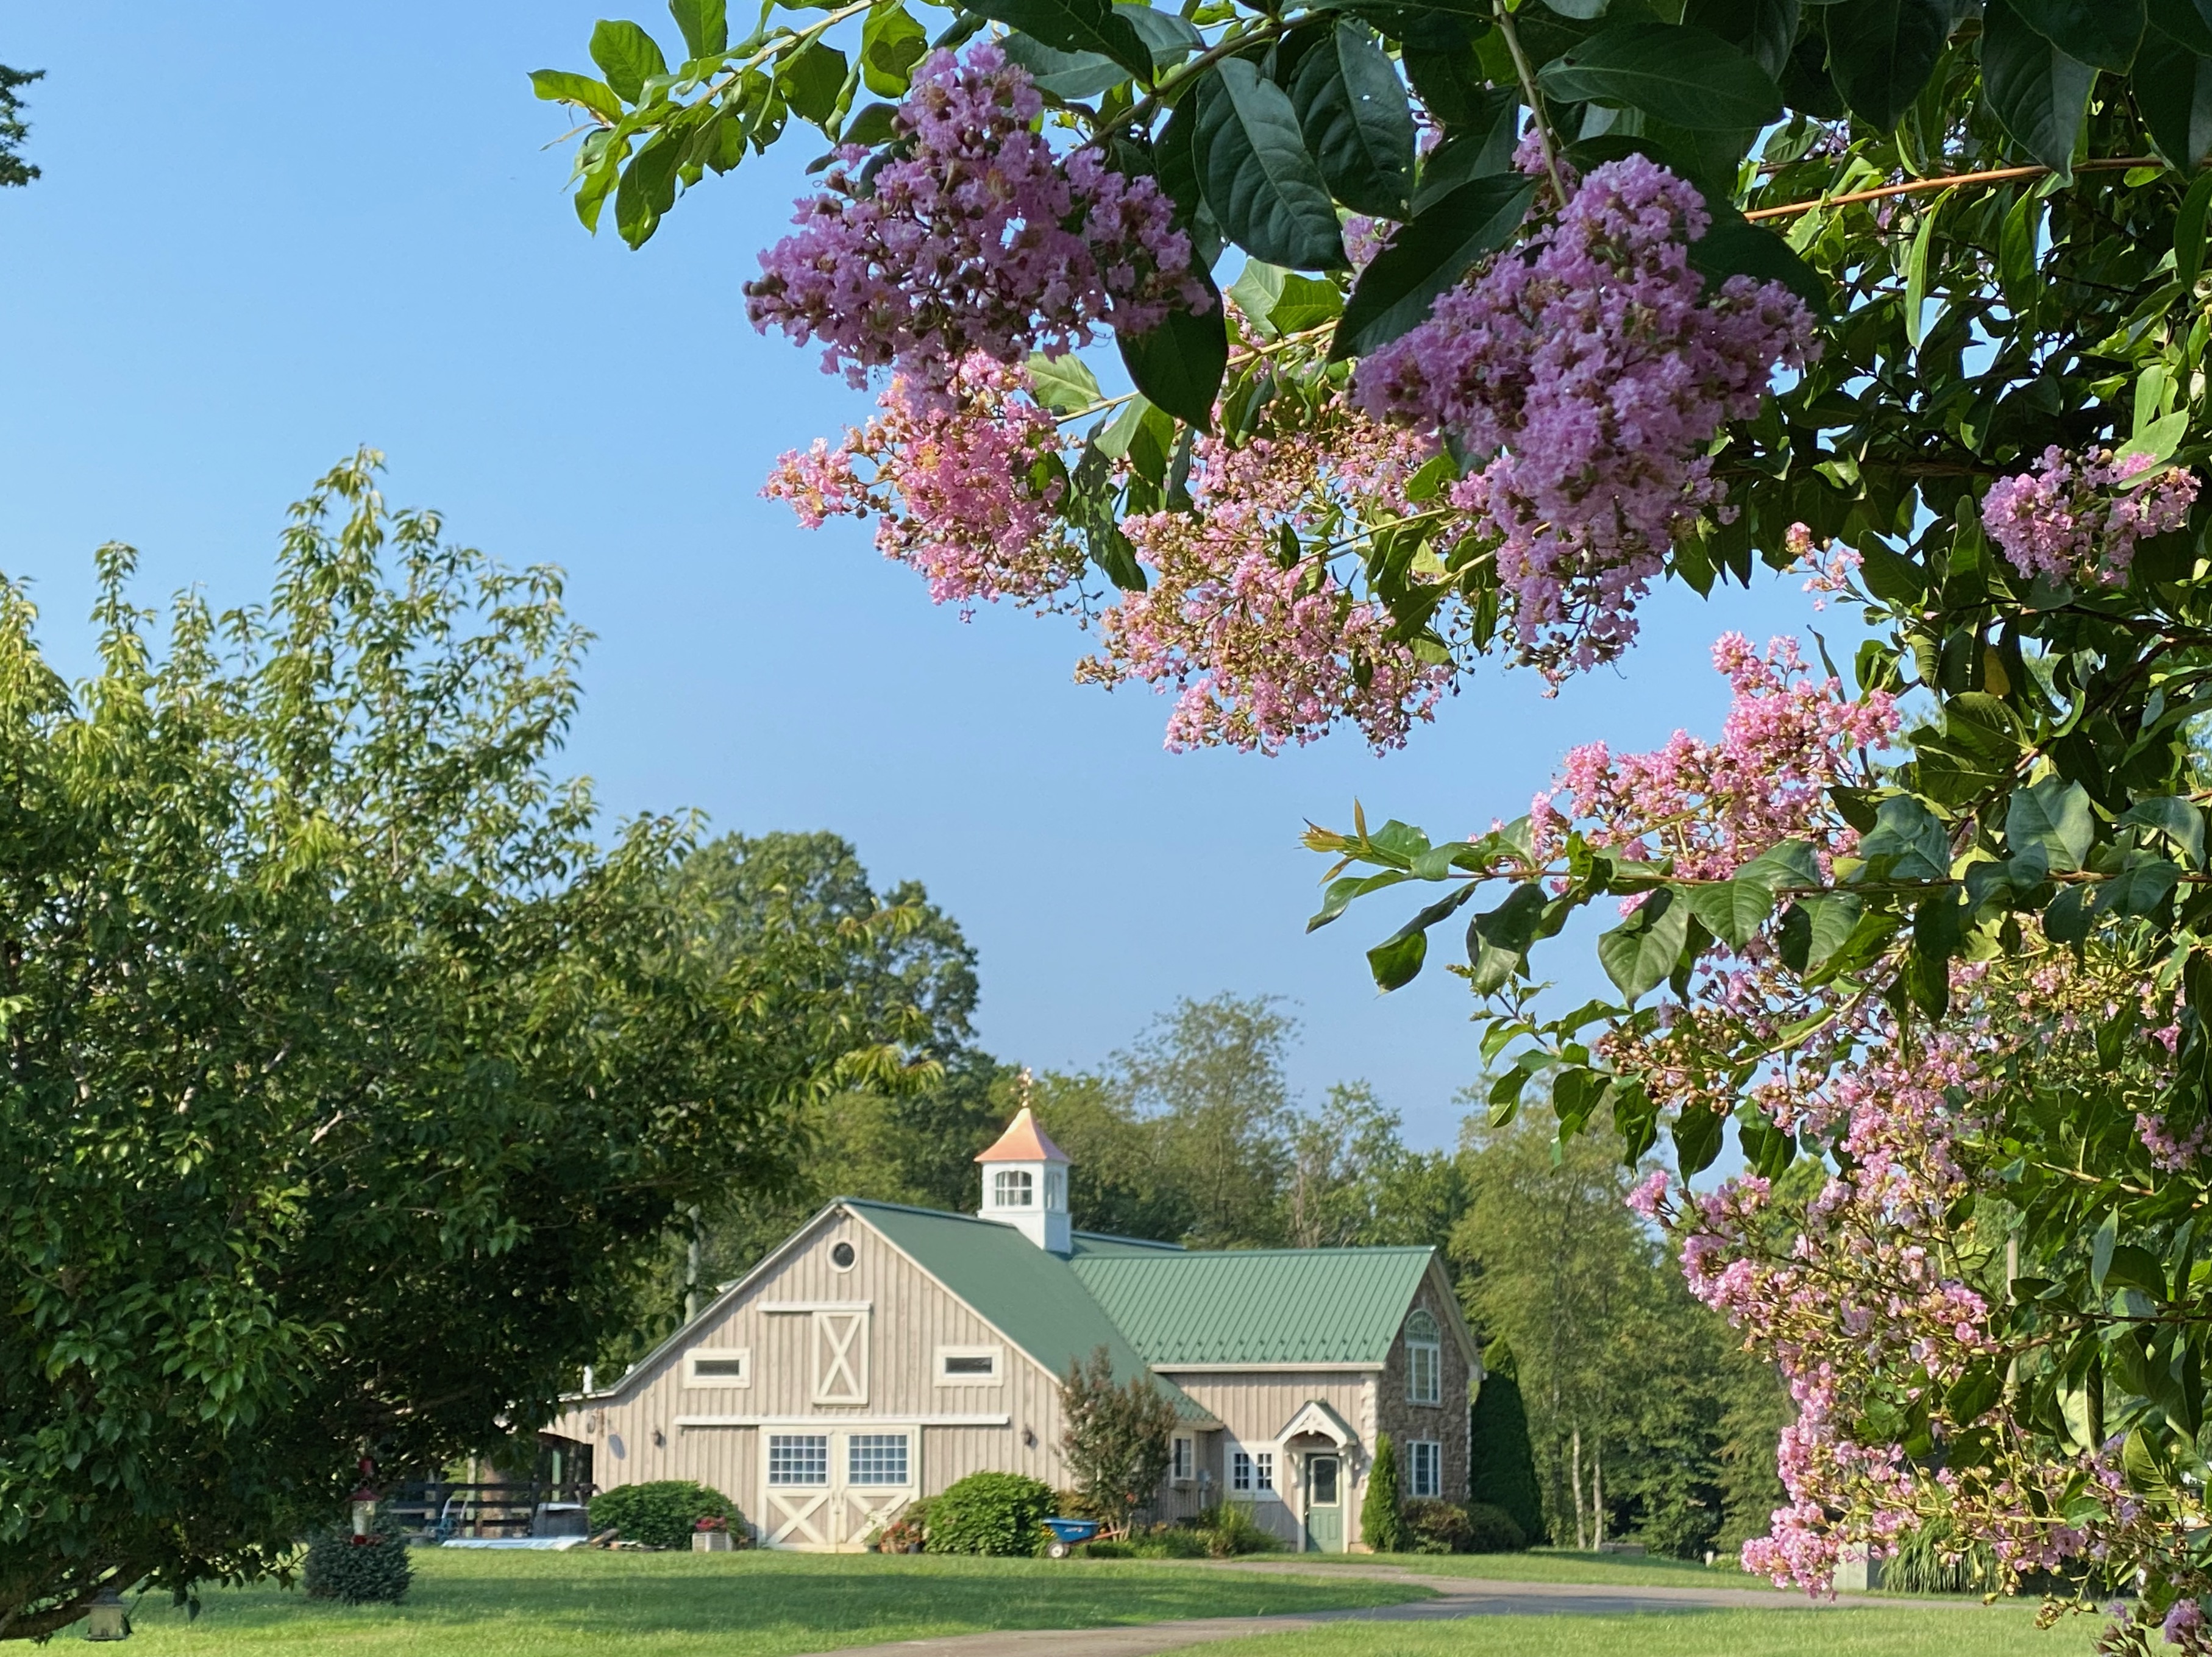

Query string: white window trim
[682,1347,752,1389]
[1406,1438,1444,1500]
[1405,1309,1445,1408]
[934,1344,1005,1386]
[1228,1447,1279,1501]
[1170,1435,1195,1486]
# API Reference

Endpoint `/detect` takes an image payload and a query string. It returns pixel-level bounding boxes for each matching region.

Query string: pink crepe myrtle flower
[746,45,1205,406]
[1980,446,2197,587]
[1353,155,1818,681]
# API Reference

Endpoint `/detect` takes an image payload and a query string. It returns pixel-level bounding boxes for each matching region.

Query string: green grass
[116,1547,1425,1657]
[1287,1549,1796,1591]
[1153,1605,2083,1657]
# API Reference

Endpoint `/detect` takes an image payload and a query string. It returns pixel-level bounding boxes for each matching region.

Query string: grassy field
[1153,1605,2084,1657]
[116,1548,1424,1657]
[1293,1548,1795,1591]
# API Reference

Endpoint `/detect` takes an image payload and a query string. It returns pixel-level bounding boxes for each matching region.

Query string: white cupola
[976,1095,1072,1255]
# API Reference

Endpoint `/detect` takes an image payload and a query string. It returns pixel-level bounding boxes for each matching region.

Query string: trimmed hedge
[588,1480,744,1550]
[304,1511,413,1604]
[928,1472,1056,1556]
[1401,1497,1527,1555]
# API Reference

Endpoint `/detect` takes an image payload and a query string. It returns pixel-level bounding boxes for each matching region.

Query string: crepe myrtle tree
[539,0,2212,1644]
[0,453,932,1637]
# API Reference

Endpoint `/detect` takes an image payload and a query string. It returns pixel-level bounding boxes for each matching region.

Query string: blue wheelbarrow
[1042,1518,1101,1558]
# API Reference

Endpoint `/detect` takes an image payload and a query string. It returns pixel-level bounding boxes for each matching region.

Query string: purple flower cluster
[1351,156,1818,680]
[745,45,1206,405]
[1980,445,2199,587]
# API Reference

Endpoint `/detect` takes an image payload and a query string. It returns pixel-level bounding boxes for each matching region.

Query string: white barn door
[761,1427,917,1550]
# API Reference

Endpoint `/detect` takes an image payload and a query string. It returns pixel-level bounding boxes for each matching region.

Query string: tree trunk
[1570,1426,1585,1551]
[1591,1438,1605,1547]
[684,1205,703,1323]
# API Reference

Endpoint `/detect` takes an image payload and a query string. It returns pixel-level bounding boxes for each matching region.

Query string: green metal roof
[1069,1246,1440,1366]
[1069,1229,1186,1258]
[843,1200,1216,1423]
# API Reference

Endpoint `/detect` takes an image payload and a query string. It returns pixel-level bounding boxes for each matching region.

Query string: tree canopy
[0,455,922,1637]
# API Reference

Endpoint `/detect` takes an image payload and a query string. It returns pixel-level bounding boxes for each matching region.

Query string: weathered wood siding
[546,1204,1068,1547]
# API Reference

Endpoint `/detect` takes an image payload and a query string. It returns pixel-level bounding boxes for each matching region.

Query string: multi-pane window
[1404,1309,1443,1406]
[994,1169,1034,1207]
[767,1434,829,1487]
[847,1433,910,1486]
[1406,1439,1443,1499]
[1171,1437,1193,1482]
[1231,1450,1276,1494]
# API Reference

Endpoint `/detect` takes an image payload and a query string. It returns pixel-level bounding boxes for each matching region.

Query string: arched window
[1045,1167,1065,1208]
[1404,1308,1443,1406]
[994,1169,1034,1207]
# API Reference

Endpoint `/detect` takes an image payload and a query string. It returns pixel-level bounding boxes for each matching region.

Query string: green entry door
[1302,1453,1343,1553]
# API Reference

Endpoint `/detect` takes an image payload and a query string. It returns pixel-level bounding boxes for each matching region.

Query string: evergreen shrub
[1468,1368,1546,1545]
[926,1472,1055,1556]
[1359,1433,1406,1553]
[1462,1502,1528,1553]
[303,1512,413,1604]
[587,1480,744,1550]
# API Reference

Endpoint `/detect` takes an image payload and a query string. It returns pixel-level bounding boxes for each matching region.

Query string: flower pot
[692,1531,734,1552]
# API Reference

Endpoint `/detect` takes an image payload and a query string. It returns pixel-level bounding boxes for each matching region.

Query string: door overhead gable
[1276,1398,1360,1447]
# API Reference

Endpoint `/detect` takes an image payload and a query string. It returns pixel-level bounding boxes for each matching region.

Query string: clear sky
[0,4,1833,1149]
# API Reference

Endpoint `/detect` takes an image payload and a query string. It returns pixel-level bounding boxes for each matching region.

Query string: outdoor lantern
[83,1587,129,1642]
[350,1486,377,1538]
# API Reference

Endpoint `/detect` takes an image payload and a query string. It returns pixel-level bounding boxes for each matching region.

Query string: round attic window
[830,1241,856,1271]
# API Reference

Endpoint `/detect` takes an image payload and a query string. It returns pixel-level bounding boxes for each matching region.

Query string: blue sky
[0,4,1834,1149]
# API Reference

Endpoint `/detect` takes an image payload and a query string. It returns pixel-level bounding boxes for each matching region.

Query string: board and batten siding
[546,1205,1069,1547]
[1157,1369,1377,1547]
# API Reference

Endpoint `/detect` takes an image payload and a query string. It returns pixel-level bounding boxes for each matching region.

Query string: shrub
[1882,1519,1997,1595]
[303,1511,413,1605]
[1360,1433,1406,1553]
[588,1481,744,1551]
[1135,1524,1208,1558]
[1082,1539,1134,1559]
[1462,1502,1528,1553]
[1192,1502,1284,1557]
[1400,1499,1471,1555]
[928,1472,1056,1556]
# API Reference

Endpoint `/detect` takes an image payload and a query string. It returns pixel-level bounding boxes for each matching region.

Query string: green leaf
[1947,1362,2004,1424]
[1736,1099,1797,1177]
[1270,274,1344,333]
[2136,12,2212,170]
[1684,877,1779,949]
[1330,173,1537,358]
[2116,409,2190,468]
[1307,868,1410,932]
[1690,208,1832,314]
[2043,882,2094,943]
[1195,60,1346,270]
[1414,96,1522,210]
[778,40,850,126]
[614,130,682,247]
[669,0,730,57]
[1116,268,1229,430]
[860,3,930,97]
[1777,893,1863,974]
[1289,20,1417,218]
[2009,0,2144,70]
[1738,839,1822,894]
[2093,851,2183,918]
[1857,795,1952,882]
[2121,796,2207,868]
[1001,9,1197,99]
[1225,260,1287,333]
[1596,887,1691,1004]
[1368,928,1428,991]
[1982,0,2096,177]
[1025,353,1104,414]
[1682,0,1802,79]
[530,69,627,121]
[591,19,672,103]
[1673,1104,1728,1176]
[1822,0,1950,130]
[1467,882,1548,994]
[2006,776,2096,876]
[967,0,1154,82]
[1538,22,1784,130]
[1902,198,1940,349]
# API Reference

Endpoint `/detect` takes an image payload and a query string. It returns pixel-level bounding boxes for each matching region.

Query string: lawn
[1153,1605,2089,1657]
[116,1548,1425,1657]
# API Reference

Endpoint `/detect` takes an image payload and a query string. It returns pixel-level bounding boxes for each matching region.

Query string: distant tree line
[606,831,1791,1559]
